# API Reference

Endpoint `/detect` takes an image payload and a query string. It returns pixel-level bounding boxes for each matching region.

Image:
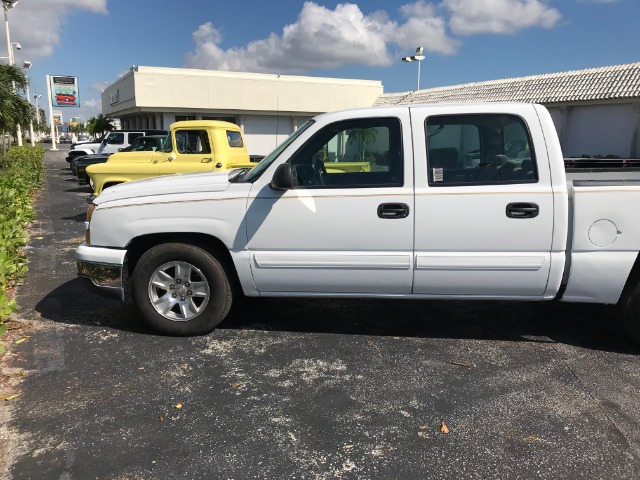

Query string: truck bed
[561,167,640,305]
[565,167,640,183]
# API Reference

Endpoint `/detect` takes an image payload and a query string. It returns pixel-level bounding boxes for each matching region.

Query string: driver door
[156,129,215,174]
[245,113,415,294]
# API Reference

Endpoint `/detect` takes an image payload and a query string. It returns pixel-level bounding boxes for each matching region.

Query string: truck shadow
[35,279,639,354]
[222,297,639,354]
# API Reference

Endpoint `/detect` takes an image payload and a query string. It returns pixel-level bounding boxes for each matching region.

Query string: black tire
[618,279,640,345]
[131,243,232,336]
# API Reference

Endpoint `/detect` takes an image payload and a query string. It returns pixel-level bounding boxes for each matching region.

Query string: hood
[94,171,231,205]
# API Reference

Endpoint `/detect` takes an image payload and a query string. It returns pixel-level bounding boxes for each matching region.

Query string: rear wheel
[132,243,232,335]
[618,279,640,344]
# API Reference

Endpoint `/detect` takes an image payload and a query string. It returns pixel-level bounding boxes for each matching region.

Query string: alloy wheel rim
[148,260,210,321]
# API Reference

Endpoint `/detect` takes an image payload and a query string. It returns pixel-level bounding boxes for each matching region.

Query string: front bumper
[76,243,127,301]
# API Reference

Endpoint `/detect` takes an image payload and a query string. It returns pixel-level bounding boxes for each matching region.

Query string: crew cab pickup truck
[76,103,640,341]
[85,120,254,200]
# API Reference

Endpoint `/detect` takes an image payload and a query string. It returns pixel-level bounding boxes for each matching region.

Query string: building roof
[374,62,640,106]
[103,66,383,117]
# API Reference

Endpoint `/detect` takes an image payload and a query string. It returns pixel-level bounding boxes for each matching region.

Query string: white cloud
[185,0,562,74]
[396,1,460,55]
[185,1,459,73]
[77,98,101,120]
[3,0,107,59]
[442,0,561,36]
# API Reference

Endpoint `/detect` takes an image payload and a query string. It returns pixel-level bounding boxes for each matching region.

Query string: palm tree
[88,113,114,137]
[346,127,378,161]
[0,63,36,150]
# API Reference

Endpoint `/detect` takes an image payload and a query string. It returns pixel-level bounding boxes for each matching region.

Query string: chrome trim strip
[253,253,412,270]
[415,254,546,271]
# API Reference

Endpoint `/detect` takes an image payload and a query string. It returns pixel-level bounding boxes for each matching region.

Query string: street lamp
[402,47,425,91]
[3,0,23,145]
[34,93,42,122]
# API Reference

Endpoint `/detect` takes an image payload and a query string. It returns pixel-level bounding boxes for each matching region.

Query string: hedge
[0,146,45,350]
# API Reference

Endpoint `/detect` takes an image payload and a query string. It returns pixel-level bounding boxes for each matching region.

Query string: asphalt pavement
[1,148,640,479]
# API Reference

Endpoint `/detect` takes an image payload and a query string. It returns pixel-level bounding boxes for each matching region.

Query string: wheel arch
[125,232,242,293]
[620,251,640,300]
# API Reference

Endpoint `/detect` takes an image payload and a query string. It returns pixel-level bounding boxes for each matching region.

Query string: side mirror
[270,163,292,190]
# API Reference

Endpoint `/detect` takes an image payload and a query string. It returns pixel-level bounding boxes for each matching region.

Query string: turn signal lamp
[85,204,96,245]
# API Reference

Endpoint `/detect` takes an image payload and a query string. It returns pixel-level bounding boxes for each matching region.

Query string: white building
[101,66,383,158]
[375,62,640,159]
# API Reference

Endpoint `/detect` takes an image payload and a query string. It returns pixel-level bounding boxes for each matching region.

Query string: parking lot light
[402,47,426,91]
[3,0,23,145]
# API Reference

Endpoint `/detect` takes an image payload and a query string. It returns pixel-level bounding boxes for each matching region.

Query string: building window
[175,115,196,122]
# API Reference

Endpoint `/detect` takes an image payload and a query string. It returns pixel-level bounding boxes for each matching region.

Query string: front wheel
[131,243,232,335]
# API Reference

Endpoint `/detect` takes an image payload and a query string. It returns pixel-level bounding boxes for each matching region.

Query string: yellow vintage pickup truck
[86,120,255,200]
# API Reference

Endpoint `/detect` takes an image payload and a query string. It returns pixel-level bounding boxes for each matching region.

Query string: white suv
[66,129,168,163]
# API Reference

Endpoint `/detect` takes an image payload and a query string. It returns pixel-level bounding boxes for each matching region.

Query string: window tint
[289,117,402,188]
[128,133,143,144]
[175,130,211,154]
[106,132,124,145]
[426,114,537,186]
[226,131,244,148]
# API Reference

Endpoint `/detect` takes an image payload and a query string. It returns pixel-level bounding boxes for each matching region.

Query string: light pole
[34,93,42,131]
[21,60,35,146]
[402,47,425,91]
[3,0,22,145]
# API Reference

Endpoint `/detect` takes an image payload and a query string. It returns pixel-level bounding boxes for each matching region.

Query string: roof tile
[374,62,640,106]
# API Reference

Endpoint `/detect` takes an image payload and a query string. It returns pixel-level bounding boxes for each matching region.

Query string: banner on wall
[50,76,79,107]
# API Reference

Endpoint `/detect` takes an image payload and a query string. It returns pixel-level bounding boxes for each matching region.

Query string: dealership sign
[50,76,79,107]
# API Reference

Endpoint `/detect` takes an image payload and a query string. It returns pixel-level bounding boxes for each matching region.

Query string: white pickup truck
[75,103,640,341]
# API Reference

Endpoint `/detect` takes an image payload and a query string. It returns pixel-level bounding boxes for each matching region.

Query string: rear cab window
[226,131,244,148]
[425,114,537,186]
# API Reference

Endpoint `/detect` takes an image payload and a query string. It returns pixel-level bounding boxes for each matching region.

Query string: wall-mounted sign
[50,76,79,107]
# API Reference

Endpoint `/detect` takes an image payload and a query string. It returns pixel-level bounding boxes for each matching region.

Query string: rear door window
[426,114,537,186]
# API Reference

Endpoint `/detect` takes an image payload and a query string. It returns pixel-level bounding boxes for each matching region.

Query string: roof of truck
[170,120,241,130]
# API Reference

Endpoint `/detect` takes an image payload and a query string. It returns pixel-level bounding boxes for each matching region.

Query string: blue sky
[3,0,639,123]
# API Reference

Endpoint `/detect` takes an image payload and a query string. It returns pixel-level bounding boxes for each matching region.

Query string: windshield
[242,120,315,183]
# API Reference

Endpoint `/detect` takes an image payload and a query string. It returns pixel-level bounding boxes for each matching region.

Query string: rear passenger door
[410,105,555,298]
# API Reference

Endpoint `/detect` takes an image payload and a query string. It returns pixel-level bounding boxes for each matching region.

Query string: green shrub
[0,146,44,333]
